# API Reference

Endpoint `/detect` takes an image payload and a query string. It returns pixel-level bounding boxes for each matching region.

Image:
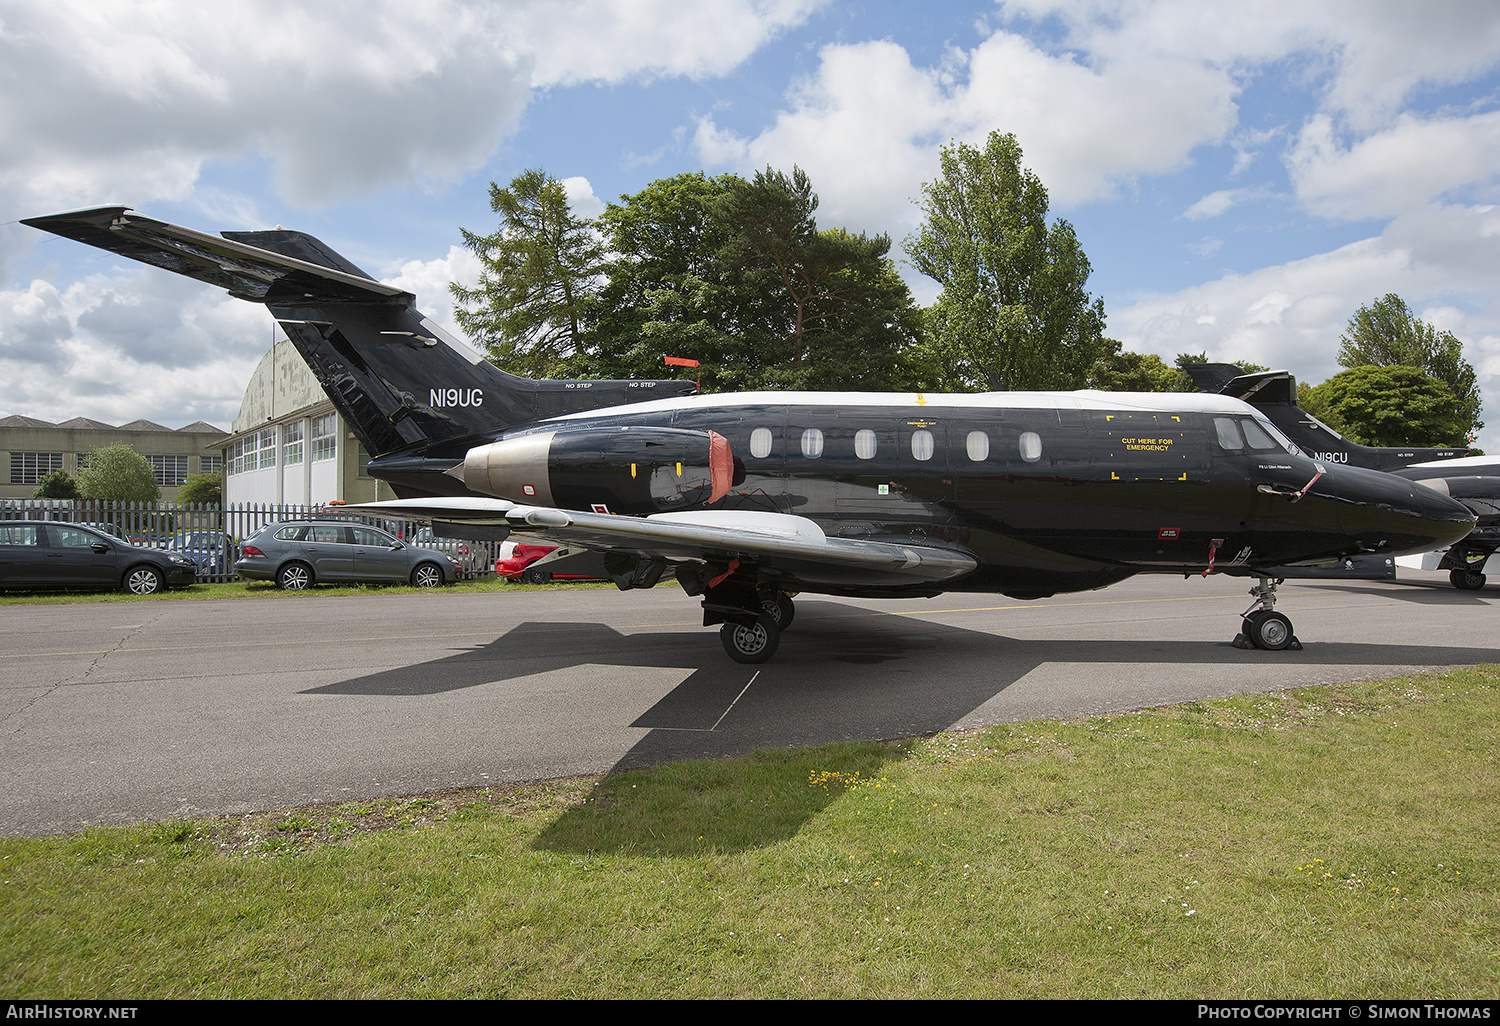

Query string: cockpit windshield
[1214,415,1303,456]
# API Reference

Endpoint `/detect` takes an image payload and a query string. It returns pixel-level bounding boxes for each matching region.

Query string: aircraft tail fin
[22,207,696,470]
[1179,363,1469,468]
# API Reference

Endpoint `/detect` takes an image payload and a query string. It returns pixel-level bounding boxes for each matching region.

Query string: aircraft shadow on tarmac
[306,600,1500,775]
[1296,580,1495,605]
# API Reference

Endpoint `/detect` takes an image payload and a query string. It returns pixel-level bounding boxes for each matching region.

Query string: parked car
[410,527,487,578]
[0,520,197,594]
[496,541,606,584]
[165,530,240,576]
[234,520,461,589]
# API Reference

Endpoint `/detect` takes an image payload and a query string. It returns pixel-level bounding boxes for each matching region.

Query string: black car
[0,521,198,594]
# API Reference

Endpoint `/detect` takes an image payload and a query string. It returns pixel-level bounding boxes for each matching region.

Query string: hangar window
[9,452,63,485]
[966,430,989,462]
[749,427,773,458]
[1019,431,1042,462]
[283,421,303,466]
[911,429,935,461]
[800,428,824,458]
[312,414,338,462]
[855,429,877,460]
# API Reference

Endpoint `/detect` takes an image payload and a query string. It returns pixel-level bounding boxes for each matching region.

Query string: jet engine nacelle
[457,426,735,513]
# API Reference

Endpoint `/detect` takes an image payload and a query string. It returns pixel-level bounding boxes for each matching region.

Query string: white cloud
[560,177,605,220]
[1183,187,1267,221]
[692,30,1238,234]
[1288,112,1500,221]
[0,269,268,427]
[995,0,1500,129]
[380,245,484,340]
[511,0,826,87]
[0,0,822,214]
[1111,202,1500,450]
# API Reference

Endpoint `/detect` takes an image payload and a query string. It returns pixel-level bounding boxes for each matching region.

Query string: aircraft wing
[347,498,979,588]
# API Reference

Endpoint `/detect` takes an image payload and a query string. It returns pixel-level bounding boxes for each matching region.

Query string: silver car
[234,520,460,589]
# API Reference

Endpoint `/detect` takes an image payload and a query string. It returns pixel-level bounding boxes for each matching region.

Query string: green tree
[904,131,1110,391]
[1303,365,1468,447]
[582,169,926,392]
[583,172,772,390]
[176,472,223,506]
[1088,347,1196,392]
[77,445,159,503]
[31,469,81,500]
[451,169,605,377]
[1337,294,1483,439]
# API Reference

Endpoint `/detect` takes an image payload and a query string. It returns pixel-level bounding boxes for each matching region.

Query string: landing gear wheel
[720,614,780,664]
[1243,610,1294,651]
[521,567,553,584]
[1450,567,1487,590]
[761,592,795,631]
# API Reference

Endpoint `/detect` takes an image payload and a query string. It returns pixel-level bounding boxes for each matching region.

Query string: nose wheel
[1232,577,1302,650]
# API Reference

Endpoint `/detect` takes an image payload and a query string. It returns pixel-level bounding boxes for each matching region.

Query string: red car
[497,542,603,584]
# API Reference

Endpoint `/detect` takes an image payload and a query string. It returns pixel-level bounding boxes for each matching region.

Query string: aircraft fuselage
[372,390,1474,600]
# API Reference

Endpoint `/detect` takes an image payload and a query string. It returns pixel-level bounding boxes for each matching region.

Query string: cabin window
[911,429,935,461]
[800,428,824,458]
[750,428,773,458]
[1214,417,1243,450]
[1019,431,1042,462]
[855,429,877,460]
[965,430,989,462]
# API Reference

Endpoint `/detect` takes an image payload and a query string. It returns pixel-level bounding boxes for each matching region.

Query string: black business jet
[23,208,1477,660]
[1185,364,1498,590]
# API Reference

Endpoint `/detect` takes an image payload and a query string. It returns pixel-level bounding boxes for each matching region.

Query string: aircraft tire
[720,614,780,664]
[1450,568,1487,590]
[761,593,795,631]
[1244,610,1293,651]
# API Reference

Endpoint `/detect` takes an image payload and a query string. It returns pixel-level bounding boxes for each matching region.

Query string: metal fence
[0,499,501,583]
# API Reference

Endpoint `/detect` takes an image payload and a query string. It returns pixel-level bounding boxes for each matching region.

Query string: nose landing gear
[1232,576,1302,651]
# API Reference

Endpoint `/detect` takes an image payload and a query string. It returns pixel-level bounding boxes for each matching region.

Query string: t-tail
[21,207,696,495]
[1181,364,1469,470]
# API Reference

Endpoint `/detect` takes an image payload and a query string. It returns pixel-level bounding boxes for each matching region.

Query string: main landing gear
[1232,576,1302,651]
[700,571,798,664]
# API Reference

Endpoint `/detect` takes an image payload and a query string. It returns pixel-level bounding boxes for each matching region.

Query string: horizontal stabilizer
[21,207,410,305]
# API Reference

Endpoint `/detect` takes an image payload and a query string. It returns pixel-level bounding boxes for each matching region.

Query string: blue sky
[3,0,1499,449]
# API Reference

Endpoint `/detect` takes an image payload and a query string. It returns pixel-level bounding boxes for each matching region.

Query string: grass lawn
[2,666,1496,998]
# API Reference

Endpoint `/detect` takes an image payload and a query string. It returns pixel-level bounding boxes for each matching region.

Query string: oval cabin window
[750,428,773,458]
[1019,431,1042,462]
[855,429,877,460]
[966,430,989,462]
[801,428,824,458]
[911,429,934,461]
